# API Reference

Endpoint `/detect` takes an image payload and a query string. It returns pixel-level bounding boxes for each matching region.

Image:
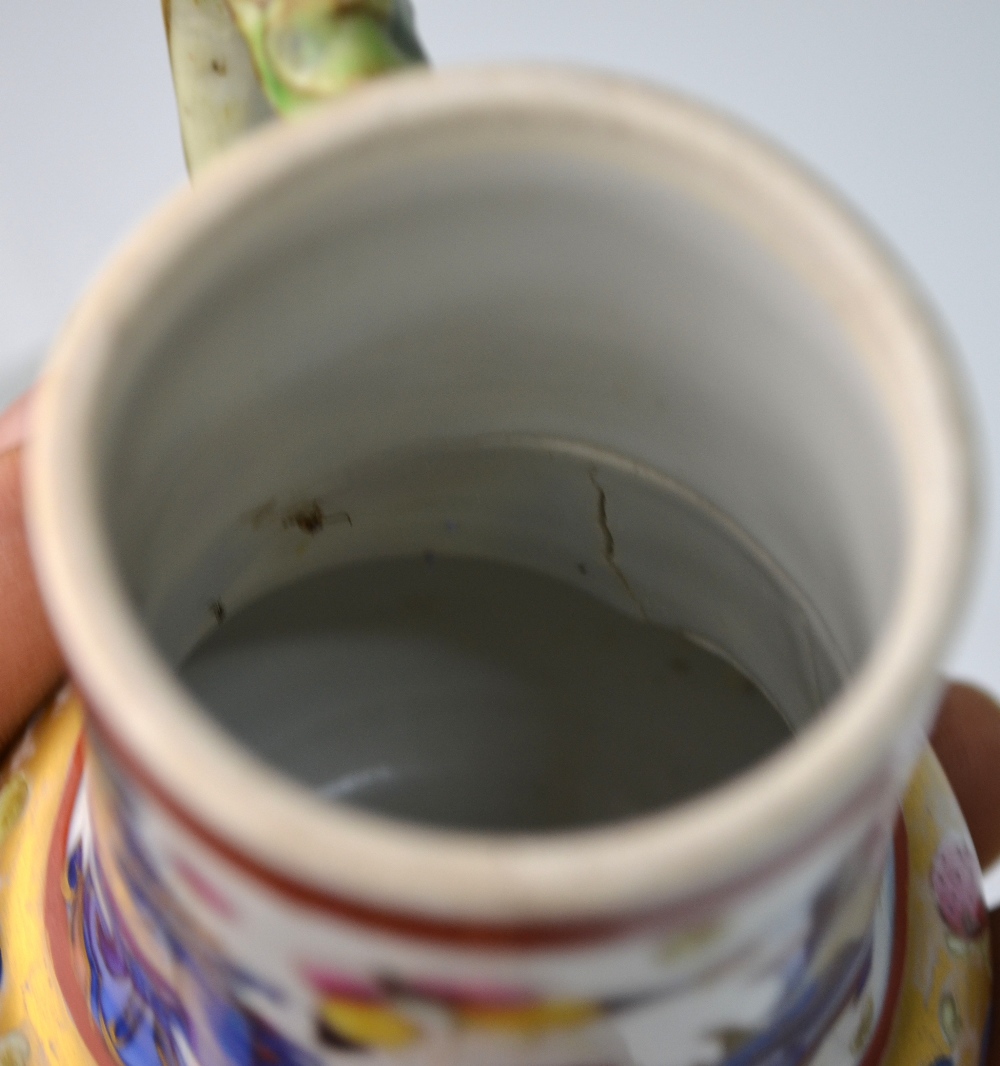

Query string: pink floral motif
[297,963,603,1050]
[172,856,238,921]
[299,966,383,1002]
[930,833,987,939]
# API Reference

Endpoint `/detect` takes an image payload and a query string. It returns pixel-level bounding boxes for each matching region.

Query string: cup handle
[160,0,428,175]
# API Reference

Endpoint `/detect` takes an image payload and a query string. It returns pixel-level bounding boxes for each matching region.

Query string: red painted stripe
[45,721,912,1066]
[858,818,909,1066]
[44,740,120,1066]
[82,688,893,948]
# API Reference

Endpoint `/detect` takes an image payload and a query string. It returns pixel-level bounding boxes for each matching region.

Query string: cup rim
[26,64,979,925]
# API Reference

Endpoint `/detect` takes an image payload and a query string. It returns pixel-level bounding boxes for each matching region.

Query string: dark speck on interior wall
[282,503,352,535]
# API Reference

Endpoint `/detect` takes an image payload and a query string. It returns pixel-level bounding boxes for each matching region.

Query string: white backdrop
[1,5,996,689]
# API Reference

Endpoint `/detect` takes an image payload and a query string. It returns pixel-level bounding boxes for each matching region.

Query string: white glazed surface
[5,4,997,704]
[73,751,900,1066]
[27,68,976,924]
[22,63,980,1066]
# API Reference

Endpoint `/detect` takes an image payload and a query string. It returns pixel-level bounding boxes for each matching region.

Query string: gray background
[2,5,996,780]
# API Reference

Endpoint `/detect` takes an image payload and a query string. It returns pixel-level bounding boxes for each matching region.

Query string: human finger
[931,681,1000,870]
[0,442,65,752]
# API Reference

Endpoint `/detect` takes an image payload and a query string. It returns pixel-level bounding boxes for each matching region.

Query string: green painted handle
[161,0,427,174]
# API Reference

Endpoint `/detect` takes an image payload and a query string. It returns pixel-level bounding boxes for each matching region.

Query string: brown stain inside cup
[281,502,352,535]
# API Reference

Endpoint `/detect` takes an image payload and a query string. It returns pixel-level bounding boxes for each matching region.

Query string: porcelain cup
[24,66,981,1066]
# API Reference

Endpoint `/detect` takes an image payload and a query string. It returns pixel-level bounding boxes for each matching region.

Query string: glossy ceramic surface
[0,693,989,1066]
[162,0,426,171]
[23,68,982,1062]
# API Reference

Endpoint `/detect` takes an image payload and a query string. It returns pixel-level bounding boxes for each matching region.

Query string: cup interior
[86,75,907,833]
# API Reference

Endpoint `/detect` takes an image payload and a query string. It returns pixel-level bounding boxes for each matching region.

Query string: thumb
[0,392,65,752]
